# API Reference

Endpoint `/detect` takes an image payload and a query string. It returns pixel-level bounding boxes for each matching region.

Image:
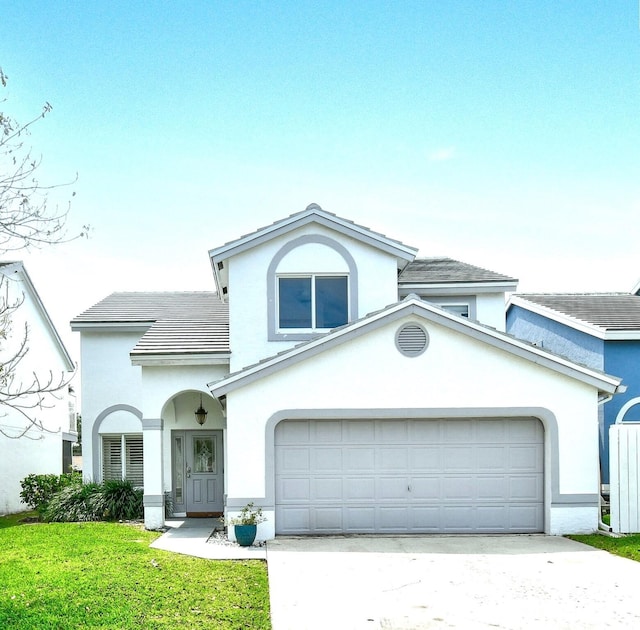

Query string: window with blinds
[102,435,143,486]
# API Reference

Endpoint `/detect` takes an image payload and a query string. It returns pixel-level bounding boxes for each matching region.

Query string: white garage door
[275,418,544,534]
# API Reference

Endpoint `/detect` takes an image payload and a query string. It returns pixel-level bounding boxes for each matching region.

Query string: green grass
[0,513,271,629]
[569,531,640,563]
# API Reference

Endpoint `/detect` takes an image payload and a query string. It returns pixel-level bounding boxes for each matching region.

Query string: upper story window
[268,235,359,341]
[278,275,348,330]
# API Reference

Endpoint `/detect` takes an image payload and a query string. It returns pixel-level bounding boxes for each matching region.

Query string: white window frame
[276,273,349,333]
[102,434,144,487]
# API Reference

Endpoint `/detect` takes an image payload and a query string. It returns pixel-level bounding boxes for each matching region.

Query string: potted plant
[225,502,266,546]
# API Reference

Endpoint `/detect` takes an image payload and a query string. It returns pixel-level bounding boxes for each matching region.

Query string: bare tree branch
[0,68,80,438]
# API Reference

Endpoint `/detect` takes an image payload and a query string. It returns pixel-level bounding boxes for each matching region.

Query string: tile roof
[514,294,640,331]
[72,292,229,355]
[398,257,517,284]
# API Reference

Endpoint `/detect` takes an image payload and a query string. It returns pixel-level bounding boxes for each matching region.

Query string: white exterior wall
[224,314,600,538]
[0,269,74,515]
[79,331,143,480]
[227,224,400,370]
[476,292,509,331]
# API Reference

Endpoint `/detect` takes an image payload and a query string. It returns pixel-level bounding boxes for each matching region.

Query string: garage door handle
[407,485,411,492]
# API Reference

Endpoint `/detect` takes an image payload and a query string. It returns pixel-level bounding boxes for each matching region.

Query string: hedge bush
[43,480,143,522]
[19,473,82,515]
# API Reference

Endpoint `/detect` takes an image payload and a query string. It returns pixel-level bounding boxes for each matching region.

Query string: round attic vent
[395,323,429,357]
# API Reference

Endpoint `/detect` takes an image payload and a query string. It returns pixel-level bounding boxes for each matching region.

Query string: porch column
[142,418,164,529]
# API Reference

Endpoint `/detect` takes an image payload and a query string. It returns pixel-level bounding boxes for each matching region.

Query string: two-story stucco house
[72,205,623,538]
[0,261,77,515]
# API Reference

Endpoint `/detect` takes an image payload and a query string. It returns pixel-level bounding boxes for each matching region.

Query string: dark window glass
[315,276,348,328]
[279,277,312,328]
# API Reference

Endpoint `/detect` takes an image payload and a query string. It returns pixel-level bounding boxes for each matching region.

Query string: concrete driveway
[266,535,640,629]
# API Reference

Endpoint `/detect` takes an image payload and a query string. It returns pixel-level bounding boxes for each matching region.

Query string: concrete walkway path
[266,535,640,630]
[150,518,266,560]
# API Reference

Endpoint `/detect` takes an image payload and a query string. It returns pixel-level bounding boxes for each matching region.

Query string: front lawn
[0,514,271,629]
[569,532,640,563]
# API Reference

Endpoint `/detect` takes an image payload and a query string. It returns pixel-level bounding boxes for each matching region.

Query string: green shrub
[19,473,82,514]
[43,479,143,522]
[94,479,143,521]
[43,482,102,522]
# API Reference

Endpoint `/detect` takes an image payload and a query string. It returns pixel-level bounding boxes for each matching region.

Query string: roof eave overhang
[131,352,231,367]
[399,281,518,296]
[208,210,418,277]
[508,296,612,340]
[209,298,622,398]
[2,262,75,371]
[71,321,155,333]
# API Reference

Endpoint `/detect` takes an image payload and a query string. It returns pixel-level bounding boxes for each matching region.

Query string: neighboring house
[71,205,623,537]
[0,262,77,515]
[507,292,640,487]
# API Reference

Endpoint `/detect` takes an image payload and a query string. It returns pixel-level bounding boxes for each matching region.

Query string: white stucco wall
[223,313,601,537]
[227,224,401,370]
[476,293,509,331]
[78,331,143,479]
[0,268,74,515]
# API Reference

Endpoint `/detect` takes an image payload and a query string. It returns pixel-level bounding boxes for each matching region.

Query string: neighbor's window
[278,275,348,330]
[438,303,469,318]
[102,434,144,486]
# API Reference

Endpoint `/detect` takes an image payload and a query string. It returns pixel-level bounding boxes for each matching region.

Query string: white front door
[172,430,224,516]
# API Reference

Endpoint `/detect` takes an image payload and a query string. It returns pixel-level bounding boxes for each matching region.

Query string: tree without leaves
[0,67,87,439]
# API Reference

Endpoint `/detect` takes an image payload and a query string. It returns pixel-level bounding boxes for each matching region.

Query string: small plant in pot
[225,502,266,546]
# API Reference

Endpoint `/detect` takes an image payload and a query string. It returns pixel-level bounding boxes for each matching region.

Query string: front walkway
[149,518,267,560]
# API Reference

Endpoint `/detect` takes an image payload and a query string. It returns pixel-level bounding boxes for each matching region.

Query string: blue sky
[2,1,639,354]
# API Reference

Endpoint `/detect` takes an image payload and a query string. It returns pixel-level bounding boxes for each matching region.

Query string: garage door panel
[411,421,441,441]
[509,505,543,530]
[443,420,474,441]
[378,476,410,499]
[476,476,508,500]
[442,476,476,500]
[315,420,343,442]
[315,507,343,531]
[278,447,310,472]
[278,421,311,442]
[314,478,343,500]
[279,507,310,531]
[380,420,409,442]
[275,418,544,534]
[379,506,409,530]
[410,446,442,470]
[475,419,507,443]
[509,420,543,441]
[278,477,311,501]
[410,477,442,500]
[345,421,375,442]
[509,475,543,500]
[442,446,475,470]
[477,446,508,471]
[442,506,475,530]
[345,477,375,500]
[509,445,542,470]
[346,448,375,471]
[313,447,342,471]
[378,447,409,470]
[345,507,376,531]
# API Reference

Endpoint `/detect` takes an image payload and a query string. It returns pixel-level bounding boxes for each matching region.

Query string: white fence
[610,423,640,533]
